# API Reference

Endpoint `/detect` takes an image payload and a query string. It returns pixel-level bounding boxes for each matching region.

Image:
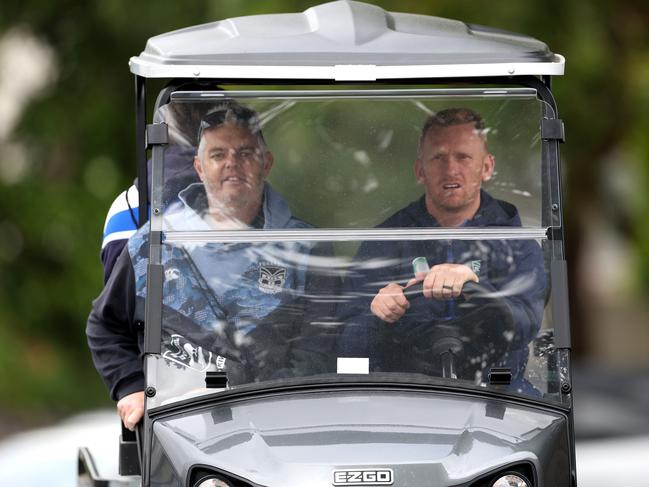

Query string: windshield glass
[158,89,548,230]
[142,90,565,407]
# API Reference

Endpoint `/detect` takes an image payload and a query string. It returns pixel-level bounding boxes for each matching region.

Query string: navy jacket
[338,191,546,383]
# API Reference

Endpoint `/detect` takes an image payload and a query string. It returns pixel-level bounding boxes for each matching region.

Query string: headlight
[491,473,530,487]
[194,476,233,487]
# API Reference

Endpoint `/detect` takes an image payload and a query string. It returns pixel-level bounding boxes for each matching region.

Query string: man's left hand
[422,264,478,300]
[117,391,144,431]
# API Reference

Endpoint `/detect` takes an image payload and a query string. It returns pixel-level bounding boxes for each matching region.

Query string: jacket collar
[173,182,292,230]
[410,190,522,228]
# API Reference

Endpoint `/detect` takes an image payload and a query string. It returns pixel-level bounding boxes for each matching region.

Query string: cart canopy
[129,0,564,80]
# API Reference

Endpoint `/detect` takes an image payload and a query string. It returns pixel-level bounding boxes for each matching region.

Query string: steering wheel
[379,281,515,381]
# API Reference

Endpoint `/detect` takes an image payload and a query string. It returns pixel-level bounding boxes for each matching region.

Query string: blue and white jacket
[87,183,337,401]
[100,146,198,282]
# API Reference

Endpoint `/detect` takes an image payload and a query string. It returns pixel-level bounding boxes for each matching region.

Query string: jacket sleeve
[513,239,547,347]
[86,247,144,401]
[479,239,547,350]
[468,239,546,384]
[100,240,127,284]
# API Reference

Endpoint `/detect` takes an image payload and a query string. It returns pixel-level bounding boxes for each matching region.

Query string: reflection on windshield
[160,93,546,231]
[154,236,340,385]
[338,237,546,391]
[142,92,562,409]
[147,237,560,408]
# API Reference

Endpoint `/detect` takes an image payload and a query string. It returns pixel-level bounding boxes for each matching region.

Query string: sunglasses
[197,102,265,146]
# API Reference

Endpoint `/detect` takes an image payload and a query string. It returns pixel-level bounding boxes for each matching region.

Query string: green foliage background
[0,0,648,425]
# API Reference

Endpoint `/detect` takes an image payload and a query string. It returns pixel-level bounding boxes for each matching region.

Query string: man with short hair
[87,101,334,430]
[339,108,546,393]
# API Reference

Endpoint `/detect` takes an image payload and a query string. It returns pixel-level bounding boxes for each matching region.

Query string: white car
[0,410,137,487]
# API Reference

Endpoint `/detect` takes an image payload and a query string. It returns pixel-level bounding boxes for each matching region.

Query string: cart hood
[152,389,568,486]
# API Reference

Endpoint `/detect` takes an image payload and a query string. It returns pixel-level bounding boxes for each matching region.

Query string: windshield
[141,89,567,408]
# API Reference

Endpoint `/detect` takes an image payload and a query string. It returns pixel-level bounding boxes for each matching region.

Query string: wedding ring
[442,284,453,290]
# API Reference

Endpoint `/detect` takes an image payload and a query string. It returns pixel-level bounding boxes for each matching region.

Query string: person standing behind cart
[99,103,207,282]
[87,101,335,431]
[339,108,546,394]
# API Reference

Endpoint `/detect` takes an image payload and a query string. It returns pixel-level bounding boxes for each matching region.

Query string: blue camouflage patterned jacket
[87,182,336,401]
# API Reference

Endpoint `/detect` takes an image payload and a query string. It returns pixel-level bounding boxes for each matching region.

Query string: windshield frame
[145,372,573,419]
[140,82,571,410]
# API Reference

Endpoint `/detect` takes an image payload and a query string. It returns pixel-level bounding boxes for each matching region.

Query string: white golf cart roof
[129,0,564,80]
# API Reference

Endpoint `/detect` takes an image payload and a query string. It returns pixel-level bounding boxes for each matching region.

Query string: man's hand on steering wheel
[370,282,411,323]
[369,273,429,323]
[371,264,479,323]
[421,264,479,300]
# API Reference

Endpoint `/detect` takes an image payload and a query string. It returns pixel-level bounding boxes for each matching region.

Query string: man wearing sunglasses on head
[87,101,336,431]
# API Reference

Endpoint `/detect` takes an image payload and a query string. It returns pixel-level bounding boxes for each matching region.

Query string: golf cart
[79,2,573,486]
